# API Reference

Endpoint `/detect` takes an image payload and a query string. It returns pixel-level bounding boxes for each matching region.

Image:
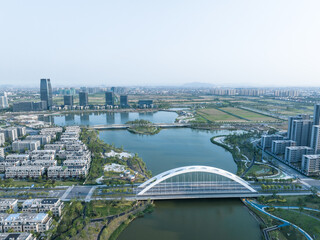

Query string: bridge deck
[90,123,190,130]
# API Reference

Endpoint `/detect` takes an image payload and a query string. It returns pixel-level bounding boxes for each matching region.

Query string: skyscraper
[64,95,74,106]
[105,92,115,106]
[287,114,310,140]
[291,120,313,146]
[0,92,9,109]
[313,104,320,126]
[79,92,88,106]
[311,125,320,154]
[40,79,52,109]
[120,95,128,108]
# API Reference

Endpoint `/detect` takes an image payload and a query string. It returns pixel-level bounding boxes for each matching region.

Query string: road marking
[85,186,97,202]
[61,185,74,200]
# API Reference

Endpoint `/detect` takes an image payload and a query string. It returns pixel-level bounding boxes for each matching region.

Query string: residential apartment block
[302,155,320,176]
[285,146,313,164]
[22,199,63,217]
[0,199,18,213]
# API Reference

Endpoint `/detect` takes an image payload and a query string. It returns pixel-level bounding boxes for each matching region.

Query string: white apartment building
[5,154,30,162]
[285,146,314,164]
[261,135,283,150]
[302,155,320,176]
[12,141,40,152]
[0,213,52,233]
[0,233,35,240]
[5,166,45,178]
[48,166,87,178]
[0,133,5,146]
[0,128,18,142]
[44,143,64,151]
[0,199,18,213]
[22,199,63,217]
[0,161,19,172]
[271,140,296,155]
[0,149,4,160]
[26,135,51,145]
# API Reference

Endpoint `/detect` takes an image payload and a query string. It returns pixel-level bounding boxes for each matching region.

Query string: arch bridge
[135,166,258,200]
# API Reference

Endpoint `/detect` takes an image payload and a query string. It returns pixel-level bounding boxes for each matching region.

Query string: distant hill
[182,82,215,88]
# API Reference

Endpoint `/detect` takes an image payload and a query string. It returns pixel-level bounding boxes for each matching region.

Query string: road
[260,148,320,191]
[90,123,190,130]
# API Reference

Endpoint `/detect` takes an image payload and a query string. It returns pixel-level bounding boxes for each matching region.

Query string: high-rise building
[287,114,310,139]
[271,140,296,155]
[0,92,9,109]
[12,101,46,112]
[105,92,115,106]
[79,92,88,106]
[260,135,283,150]
[290,120,313,146]
[64,95,73,106]
[120,95,128,108]
[311,125,320,154]
[285,146,313,164]
[0,148,4,160]
[40,79,53,109]
[302,155,320,176]
[313,104,320,126]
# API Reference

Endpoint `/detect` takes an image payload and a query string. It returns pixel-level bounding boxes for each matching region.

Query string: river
[45,111,262,240]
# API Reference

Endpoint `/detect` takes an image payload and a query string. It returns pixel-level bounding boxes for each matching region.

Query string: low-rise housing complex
[3,126,91,179]
[12,141,40,152]
[25,135,51,145]
[0,233,35,240]
[0,199,18,213]
[22,199,63,217]
[0,213,52,233]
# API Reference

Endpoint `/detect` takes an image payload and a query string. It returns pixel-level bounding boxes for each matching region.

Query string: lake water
[99,128,261,240]
[51,111,262,240]
[40,111,177,126]
[99,128,237,175]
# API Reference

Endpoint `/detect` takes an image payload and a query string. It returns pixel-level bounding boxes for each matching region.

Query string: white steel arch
[137,165,256,195]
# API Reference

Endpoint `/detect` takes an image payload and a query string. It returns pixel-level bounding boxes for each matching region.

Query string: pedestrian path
[244,199,313,240]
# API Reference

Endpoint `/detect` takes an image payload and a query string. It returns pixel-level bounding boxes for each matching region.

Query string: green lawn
[86,200,134,217]
[197,108,242,122]
[1,179,81,188]
[220,107,277,121]
[246,164,276,177]
[270,209,320,238]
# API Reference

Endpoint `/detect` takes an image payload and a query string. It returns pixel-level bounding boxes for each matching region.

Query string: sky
[0,0,320,87]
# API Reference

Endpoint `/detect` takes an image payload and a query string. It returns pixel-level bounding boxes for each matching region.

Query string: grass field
[270,209,320,239]
[220,107,278,121]
[246,164,276,177]
[197,108,243,122]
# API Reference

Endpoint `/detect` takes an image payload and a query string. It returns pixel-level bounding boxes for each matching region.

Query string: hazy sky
[1,0,320,87]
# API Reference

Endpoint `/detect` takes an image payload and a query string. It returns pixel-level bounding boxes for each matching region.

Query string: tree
[47,210,53,217]
[311,187,318,197]
[69,228,77,237]
[6,208,14,214]
[297,198,306,213]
